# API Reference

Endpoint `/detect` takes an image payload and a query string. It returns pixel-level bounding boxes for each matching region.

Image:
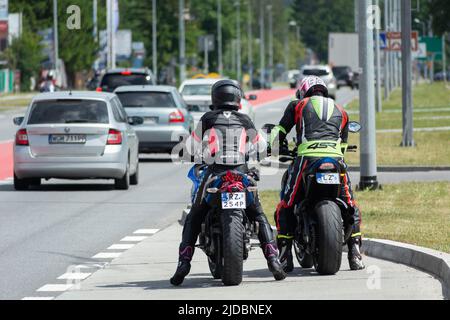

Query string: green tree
[291,0,355,62]
[3,31,43,91]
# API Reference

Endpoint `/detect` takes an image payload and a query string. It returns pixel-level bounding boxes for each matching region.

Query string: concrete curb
[260,160,450,172]
[362,239,450,299]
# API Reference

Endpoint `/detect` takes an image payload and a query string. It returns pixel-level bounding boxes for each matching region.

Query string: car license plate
[316,173,340,185]
[221,192,246,209]
[49,134,86,144]
[144,117,158,124]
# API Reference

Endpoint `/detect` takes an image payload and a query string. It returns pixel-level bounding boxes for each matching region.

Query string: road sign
[0,0,8,20]
[386,31,418,51]
[413,43,427,59]
[419,36,443,61]
[198,35,215,52]
[379,32,387,49]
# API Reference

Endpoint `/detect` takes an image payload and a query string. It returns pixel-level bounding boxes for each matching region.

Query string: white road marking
[92,252,122,259]
[378,126,450,133]
[57,273,92,280]
[22,297,55,300]
[107,243,135,250]
[37,284,74,292]
[120,236,148,242]
[133,229,159,235]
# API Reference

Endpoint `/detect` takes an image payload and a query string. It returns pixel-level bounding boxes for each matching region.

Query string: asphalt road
[0,87,446,300]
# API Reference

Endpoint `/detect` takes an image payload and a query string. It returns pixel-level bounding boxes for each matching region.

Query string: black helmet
[211,79,242,110]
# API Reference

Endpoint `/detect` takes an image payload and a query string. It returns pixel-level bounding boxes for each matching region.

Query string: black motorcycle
[265,122,361,275]
[189,165,260,286]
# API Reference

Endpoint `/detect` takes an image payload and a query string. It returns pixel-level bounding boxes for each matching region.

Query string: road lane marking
[57,273,92,280]
[37,284,74,292]
[22,297,55,300]
[107,243,135,250]
[92,252,122,259]
[133,229,159,235]
[120,236,148,242]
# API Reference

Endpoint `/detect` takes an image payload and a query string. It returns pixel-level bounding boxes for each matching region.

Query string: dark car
[96,68,156,92]
[332,66,355,89]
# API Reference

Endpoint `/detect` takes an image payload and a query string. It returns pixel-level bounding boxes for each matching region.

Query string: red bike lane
[0,141,13,181]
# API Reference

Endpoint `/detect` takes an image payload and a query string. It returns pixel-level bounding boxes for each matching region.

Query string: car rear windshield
[303,69,329,76]
[116,92,177,108]
[181,84,213,96]
[101,73,151,90]
[332,67,349,76]
[28,100,109,124]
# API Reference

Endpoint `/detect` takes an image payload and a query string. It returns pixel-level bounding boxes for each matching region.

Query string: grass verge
[260,181,450,253]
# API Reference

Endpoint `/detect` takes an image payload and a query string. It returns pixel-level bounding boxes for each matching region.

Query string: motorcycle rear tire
[221,210,244,286]
[313,201,343,275]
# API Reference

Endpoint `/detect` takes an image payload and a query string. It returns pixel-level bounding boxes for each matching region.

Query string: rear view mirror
[13,117,24,126]
[128,116,144,125]
[262,123,276,134]
[348,121,361,133]
[247,94,257,101]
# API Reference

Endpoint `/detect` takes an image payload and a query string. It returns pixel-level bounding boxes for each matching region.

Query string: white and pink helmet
[296,75,328,100]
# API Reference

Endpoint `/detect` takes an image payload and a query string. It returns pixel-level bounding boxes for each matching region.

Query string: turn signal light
[16,129,29,146]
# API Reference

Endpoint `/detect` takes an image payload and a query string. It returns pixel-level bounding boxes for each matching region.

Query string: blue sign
[379,32,387,50]
[0,0,7,20]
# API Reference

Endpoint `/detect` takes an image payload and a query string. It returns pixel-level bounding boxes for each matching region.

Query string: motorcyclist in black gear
[170,79,286,286]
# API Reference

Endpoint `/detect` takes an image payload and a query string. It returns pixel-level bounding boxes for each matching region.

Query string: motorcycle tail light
[319,162,336,170]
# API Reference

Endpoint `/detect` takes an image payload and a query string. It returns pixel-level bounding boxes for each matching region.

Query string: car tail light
[319,162,336,170]
[96,87,103,92]
[121,70,132,75]
[169,110,185,123]
[107,129,122,145]
[16,129,29,146]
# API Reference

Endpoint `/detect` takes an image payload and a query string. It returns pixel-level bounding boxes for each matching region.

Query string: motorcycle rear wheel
[294,239,314,268]
[313,201,343,275]
[221,210,244,286]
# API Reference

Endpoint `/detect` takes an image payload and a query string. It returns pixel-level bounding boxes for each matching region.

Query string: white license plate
[144,117,158,124]
[316,173,340,185]
[221,192,246,209]
[49,134,86,144]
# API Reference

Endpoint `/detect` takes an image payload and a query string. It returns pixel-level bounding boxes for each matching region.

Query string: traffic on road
[0,0,448,310]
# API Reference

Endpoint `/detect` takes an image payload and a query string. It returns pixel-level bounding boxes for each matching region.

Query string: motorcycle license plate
[221,192,246,209]
[316,173,340,185]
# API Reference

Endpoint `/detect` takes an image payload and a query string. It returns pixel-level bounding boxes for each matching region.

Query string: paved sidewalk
[57,222,444,300]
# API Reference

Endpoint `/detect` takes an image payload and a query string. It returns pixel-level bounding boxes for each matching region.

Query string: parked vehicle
[332,66,355,89]
[179,78,256,125]
[189,165,261,285]
[96,68,156,92]
[115,85,194,154]
[289,72,301,89]
[299,65,337,99]
[264,121,362,275]
[13,92,141,190]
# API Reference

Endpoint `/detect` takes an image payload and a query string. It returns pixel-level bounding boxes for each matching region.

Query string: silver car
[114,85,193,153]
[13,91,140,190]
[299,65,338,99]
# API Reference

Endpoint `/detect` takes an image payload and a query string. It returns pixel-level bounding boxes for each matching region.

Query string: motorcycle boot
[170,245,194,286]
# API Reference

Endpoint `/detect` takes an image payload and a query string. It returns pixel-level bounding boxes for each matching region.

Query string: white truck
[328,33,359,72]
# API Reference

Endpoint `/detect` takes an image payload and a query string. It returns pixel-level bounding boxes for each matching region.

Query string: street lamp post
[53,0,59,70]
[217,0,223,75]
[152,0,157,80]
[179,0,186,83]
[236,0,241,82]
[259,1,265,88]
[247,0,253,89]
[267,3,273,86]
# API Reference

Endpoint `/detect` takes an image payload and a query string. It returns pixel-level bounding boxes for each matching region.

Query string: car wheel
[14,173,30,191]
[115,161,130,190]
[30,178,41,187]
[130,161,139,185]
